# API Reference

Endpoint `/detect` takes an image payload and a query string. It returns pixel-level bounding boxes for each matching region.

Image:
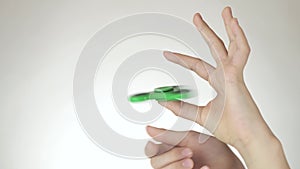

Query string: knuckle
[240,44,251,54]
[170,148,182,159]
[247,46,251,54]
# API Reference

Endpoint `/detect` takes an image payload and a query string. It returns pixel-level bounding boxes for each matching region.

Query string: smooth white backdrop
[0,0,299,168]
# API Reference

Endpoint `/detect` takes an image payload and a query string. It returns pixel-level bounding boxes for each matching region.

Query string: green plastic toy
[128,85,195,102]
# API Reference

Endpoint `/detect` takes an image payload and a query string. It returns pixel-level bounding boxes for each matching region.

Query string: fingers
[163,51,215,81]
[231,17,250,56]
[146,126,194,146]
[193,7,250,68]
[158,101,205,126]
[150,147,193,169]
[222,6,250,61]
[145,141,173,157]
[193,13,228,63]
[146,128,195,169]
[161,158,194,169]
[222,6,235,42]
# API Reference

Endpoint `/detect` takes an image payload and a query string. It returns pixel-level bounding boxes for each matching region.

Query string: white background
[0,0,299,168]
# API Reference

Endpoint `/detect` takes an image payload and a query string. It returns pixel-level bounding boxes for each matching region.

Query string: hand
[145,126,245,169]
[158,7,290,169]
[161,6,269,149]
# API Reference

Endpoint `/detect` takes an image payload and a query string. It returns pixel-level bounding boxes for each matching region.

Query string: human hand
[145,126,245,169]
[158,7,290,169]
[160,6,271,151]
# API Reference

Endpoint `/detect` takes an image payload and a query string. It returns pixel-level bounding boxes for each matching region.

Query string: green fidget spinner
[128,85,195,102]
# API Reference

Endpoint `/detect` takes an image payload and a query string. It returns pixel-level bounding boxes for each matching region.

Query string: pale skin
[145,128,245,169]
[145,7,290,169]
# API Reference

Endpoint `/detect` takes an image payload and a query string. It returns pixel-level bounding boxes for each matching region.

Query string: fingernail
[200,166,210,169]
[181,148,192,157]
[146,125,155,132]
[227,6,232,12]
[194,13,202,21]
[182,159,193,168]
[193,13,203,28]
[163,51,179,62]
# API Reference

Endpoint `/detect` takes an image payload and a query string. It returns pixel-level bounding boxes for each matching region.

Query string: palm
[161,7,262,146]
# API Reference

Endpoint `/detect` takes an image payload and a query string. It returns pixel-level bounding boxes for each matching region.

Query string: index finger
[163,51,215,81]
[146,126,192,146]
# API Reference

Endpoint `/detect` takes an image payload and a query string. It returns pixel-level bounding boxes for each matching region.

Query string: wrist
[235,130,277,157]
[235,132,290,169]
